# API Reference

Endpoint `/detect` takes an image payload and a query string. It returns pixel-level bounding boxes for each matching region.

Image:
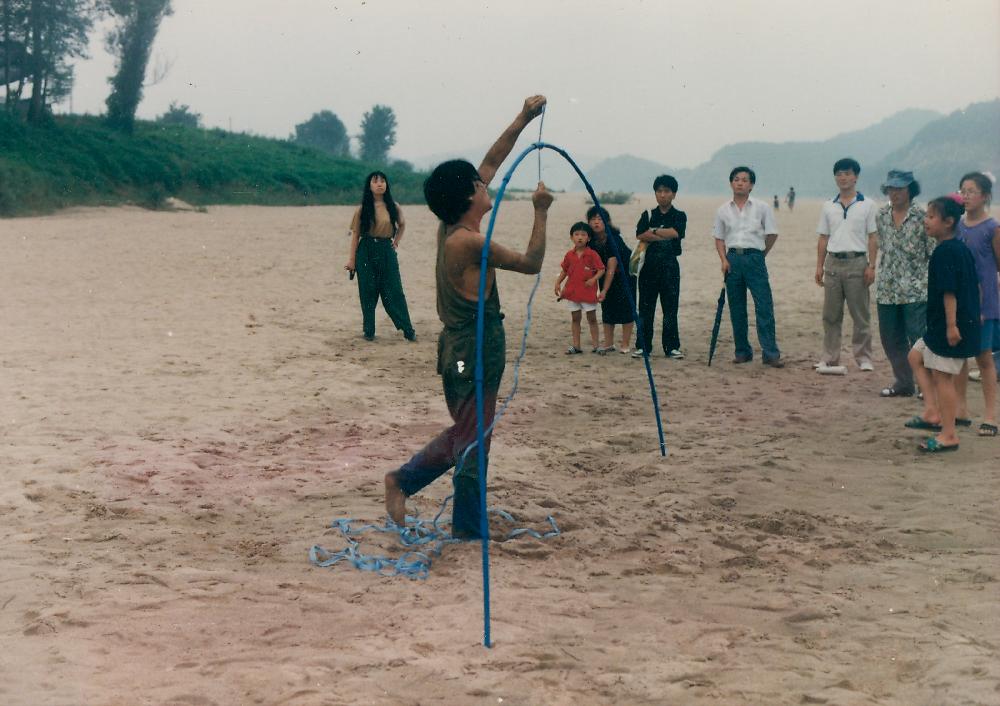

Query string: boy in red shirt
[555,222,605,354]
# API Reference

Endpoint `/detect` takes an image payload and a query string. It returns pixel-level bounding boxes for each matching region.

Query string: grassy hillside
[0,113,428,217]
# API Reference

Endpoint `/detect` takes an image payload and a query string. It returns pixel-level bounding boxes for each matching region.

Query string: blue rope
[309,139,666,649]
[308,498,560,580]
[473,141,669,647]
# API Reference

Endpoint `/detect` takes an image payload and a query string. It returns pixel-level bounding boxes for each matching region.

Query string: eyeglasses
[959,189,982,197]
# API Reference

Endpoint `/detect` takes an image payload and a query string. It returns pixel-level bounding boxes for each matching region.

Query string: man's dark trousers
[637,254,680,354]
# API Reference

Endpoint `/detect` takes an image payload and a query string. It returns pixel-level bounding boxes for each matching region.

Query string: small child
[905,195,981,452]
[555,222,605,354]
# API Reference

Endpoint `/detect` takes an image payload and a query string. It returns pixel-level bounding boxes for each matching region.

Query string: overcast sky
[64,0,1000,168]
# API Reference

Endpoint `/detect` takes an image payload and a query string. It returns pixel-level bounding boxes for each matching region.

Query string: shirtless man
[384,96,552,539]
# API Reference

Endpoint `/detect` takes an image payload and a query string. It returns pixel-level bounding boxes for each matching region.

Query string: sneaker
[859,360,874,372]
[631,349,645,359]
[619,347,631,355]
[666,349,685,359]
[969,369,982,382]
[565,346,583,355]
[762,357,785,369]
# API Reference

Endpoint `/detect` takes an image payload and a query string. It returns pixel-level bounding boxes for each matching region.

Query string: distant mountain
[574,108,943,197]
[861,100,1000,199]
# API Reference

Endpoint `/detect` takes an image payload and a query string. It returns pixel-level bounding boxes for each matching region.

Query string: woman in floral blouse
[873,170,934,397]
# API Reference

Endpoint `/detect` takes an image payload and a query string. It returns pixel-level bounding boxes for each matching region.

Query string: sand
[1,195,998,706]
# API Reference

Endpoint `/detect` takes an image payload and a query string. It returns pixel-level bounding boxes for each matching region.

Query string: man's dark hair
[833,158,861,175]
[423,159,481,225]
[729,166,756,184]
[653,174,678,192]
[569,221,594,239]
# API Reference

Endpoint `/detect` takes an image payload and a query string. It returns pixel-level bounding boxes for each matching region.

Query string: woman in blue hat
[873,170,934,397]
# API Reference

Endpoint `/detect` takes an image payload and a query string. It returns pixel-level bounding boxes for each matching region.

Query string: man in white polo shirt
[814,158,878,372]
[713,166,783,367]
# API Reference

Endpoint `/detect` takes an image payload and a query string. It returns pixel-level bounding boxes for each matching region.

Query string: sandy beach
[1,195,998,705]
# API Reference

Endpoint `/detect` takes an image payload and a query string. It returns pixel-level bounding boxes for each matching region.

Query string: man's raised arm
[478,95,547,185]
[487,182,553,274]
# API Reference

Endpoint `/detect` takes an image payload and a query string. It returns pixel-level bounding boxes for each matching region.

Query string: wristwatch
[652,228,659,236]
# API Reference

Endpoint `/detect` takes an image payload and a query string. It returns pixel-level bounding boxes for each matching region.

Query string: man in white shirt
[713,166,783,367]
[815,158,878,371]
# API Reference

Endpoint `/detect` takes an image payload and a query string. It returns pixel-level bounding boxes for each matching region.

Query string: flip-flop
[918,438,959,453]
[565,346,583,355]
[904,416,941,431]
[979,423,998,437]
[955,418,972,427]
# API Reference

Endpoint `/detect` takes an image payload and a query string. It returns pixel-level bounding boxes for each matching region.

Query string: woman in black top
[587,205,635,354]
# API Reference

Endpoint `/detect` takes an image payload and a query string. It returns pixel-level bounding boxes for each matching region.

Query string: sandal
[880,386,914,398]
[904,416,941,431]
[565,346,583,355]
[979,423,998,437]
[918,437,959,453]
[955,418,972,427]
[619,347,631,355]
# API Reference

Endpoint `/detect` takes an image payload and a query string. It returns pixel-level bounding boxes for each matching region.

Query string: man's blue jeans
[726,250,780,362]
[877,301,926,394]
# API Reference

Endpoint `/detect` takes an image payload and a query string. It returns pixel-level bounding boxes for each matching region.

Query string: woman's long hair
[359,171,400,236]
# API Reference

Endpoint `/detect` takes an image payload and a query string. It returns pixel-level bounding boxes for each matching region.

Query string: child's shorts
[565,300,598,313]
[913,338,965,375]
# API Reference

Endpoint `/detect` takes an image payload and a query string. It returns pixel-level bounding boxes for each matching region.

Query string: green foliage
[293,110,349,157]
[359,104,396,163]
[0,111,428,217]
[591,190,632,205]
[156,100,200,128]
[3,0,99,122]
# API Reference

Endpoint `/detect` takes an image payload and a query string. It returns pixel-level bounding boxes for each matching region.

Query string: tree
[1,1,29,108]
[104,0,172,133]
[359,104,396,163]
[155,99,198,127]
[2,0,97,122]
[293,109,349,157]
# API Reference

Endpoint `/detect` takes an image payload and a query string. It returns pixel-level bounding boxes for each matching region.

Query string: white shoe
[859,360,874,372]
[619,347,631,355]
[969,369,982,382]
[631,349,645,359]
[666,349,685,359]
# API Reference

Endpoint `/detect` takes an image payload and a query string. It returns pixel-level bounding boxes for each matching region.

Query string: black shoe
[733,355,752,364]
[880,385,914,398]
[404,330,417,342]
[762,357,785,368]
[363,334,375,341]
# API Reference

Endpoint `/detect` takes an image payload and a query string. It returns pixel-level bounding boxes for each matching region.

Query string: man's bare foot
[384,472,406,525]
